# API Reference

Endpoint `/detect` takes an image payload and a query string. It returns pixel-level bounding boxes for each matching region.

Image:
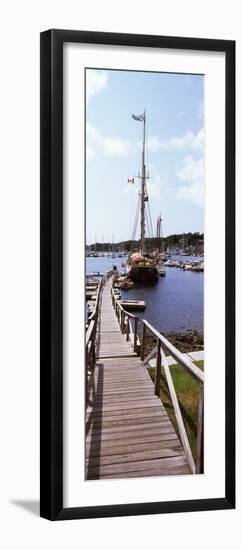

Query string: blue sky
[86,69,204,244]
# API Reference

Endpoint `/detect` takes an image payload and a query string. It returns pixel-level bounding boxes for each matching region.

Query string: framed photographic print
[40,29,235,520]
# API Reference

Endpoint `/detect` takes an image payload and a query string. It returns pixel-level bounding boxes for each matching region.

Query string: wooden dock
[86,278,191,480]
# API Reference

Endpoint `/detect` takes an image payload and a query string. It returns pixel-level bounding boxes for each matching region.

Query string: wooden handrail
[196,384,204,474]
[111,287,139,354]
[86,319,95,344]
[85,273,112,395]
[161,348,196,474]
[141,318,204,474]
[87,275,106,324]
[142,319,204,385]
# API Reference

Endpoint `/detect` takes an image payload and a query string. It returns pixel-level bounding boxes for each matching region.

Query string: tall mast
[140,110,146,254]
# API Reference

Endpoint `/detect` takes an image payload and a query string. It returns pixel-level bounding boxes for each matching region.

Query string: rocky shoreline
[163,330,204,354]
[141,330,204,355]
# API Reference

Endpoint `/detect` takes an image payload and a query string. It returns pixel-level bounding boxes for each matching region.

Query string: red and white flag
[128,177,135,184]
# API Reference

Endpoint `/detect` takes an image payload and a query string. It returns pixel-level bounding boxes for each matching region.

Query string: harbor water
[86,255,204,334]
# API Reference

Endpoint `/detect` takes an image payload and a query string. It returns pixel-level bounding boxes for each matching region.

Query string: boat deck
[86,278,191,480]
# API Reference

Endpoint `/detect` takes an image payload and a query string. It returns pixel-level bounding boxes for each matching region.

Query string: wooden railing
[85,320,96,391]
[86,272,111,394]
[141,319,204,474]
[87,275,107,326]
[111,288,140,354]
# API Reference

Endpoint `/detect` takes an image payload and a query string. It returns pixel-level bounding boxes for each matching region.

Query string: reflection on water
[86,255,204,334]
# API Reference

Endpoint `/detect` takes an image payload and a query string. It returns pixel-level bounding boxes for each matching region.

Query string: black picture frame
[40,29,235,521]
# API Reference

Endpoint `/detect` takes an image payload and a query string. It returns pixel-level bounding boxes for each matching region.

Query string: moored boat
[126,252,158,284]
[164,259,180,267]
[119,299,146,311]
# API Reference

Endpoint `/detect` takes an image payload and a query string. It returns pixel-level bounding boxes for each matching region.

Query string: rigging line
[147,200,154,238]
[146,121,149,171]
[160,216,163,239]
[144,178,154,239]
[132,213,138,241]
[145,208,151,239]
[133,196,140,240]
[145,127,154,239]
[132,194,140,241]
[150,209,154,239]
[147,211,152,239]
[144,186,152,239]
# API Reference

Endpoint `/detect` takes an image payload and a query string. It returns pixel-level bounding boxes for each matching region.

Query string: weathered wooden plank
[98,388,154,396]
[101,381,152,387]
[87,393,159,405]
[103,375,151,384]
[97,353,137,359]
[87,423,176,438]
[87,447,185,467]
[96,378,148,385]
[94,365,147,373]
[87,410,168,423]
[98,465,189,479]
[86,399,163,412]
[88,417,171,430]
[86,430,180,445]
[97,357,143,363]
[86,439,181,457]
[97,383,152,390]
[87,455,189,477]
[96,363,148,370]
[101,382,154,390]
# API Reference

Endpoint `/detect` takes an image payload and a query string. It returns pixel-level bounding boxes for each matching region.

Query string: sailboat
[126,111,159,285]
[180,232,190,256]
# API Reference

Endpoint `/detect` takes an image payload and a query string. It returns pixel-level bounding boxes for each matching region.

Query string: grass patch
[149,360,204,462]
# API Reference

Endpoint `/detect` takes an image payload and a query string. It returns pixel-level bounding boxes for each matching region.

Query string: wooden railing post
[155,339,162,396]
[196,384,204,474]
[92,337,96,367]
[141,322,146,361]
[121,309,124,332]
[126,318,130,341]
[85,344,89,402]
[134,317,138,353]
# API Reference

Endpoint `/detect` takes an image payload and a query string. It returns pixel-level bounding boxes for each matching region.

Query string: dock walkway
[86,278,190,480]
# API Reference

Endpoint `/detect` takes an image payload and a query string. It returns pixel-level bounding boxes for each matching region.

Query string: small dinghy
[119,299,146,311]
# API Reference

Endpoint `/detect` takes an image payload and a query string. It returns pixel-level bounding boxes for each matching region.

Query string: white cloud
[86,70,108,104]
[121,168,168,199]
[86,123,131,160]
[146,128,204,153]
[86,123,99,140]
[102,136,130,157]
[176,156,204,207]
[122,183,139,195]
[87,123,204,163]
[147,176,162,199]
[145,164,170,199]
